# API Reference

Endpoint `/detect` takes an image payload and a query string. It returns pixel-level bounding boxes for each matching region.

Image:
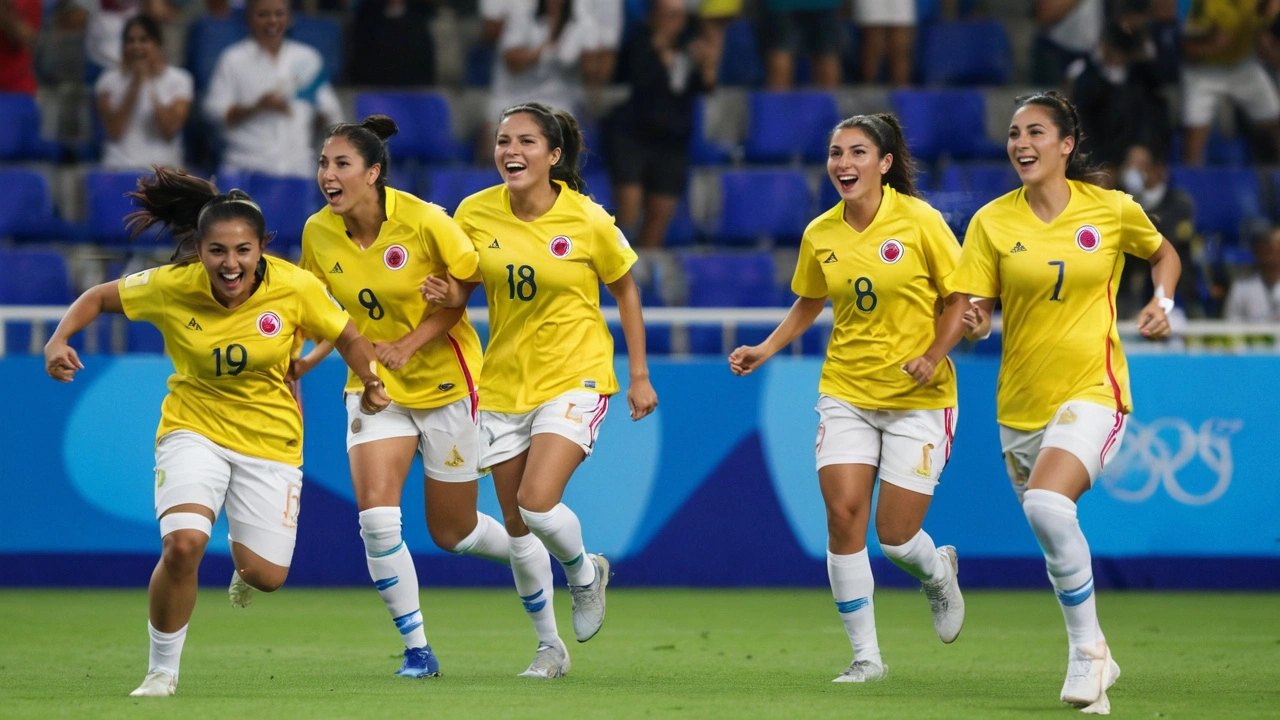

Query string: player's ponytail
[324,115,397,196]
[125,167,271,262]
[1013,91,1108,186]
[828,113,920,198]
[500,102,587,194]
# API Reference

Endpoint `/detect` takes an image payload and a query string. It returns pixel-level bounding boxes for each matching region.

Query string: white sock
[359,507,428,650]
[1023,488,1105,649]
[450,511,511,565]
[519,504,596,586]
[880,530,945,584]
[147,622,187,681]
[827,548,881,664]
[509,531,560,645]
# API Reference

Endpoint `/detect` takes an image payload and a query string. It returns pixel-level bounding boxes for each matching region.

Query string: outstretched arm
[45,282,125,382]
[728,296,826,376]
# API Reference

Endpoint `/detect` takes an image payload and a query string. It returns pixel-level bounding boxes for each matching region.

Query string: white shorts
[852,0,917,26]
[479,391,610,468]
[814,395,956,496]
[1182,59,1280,126]
[154,430,302,567]
[344,394,480,482]
[999,400,1128,499]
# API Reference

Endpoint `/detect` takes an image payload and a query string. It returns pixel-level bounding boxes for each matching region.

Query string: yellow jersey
[948,180,1164,430]
[301,187,482,410]
[119,256,352,466]
[1184,0,1274,65]
[454,181,637,413]
[792,186,961,410]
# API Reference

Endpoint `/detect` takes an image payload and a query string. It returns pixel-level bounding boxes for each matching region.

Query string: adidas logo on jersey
[186,317,203,331]
[489,239,500,249]
[1010,242,1028,253]
[330,262,343,273]
[823,252,838,263]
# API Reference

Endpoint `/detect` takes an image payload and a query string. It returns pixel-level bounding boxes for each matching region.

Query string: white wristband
[1156,297,1174,314]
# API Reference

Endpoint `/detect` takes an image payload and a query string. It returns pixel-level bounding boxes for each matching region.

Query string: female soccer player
[43,168,390,697]
[952,91,1181,713]
[728,114,968,683]
[291,114,521,678]
[422,102,658,679]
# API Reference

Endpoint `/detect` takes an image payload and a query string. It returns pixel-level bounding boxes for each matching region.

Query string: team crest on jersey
[257,311,283,337]
[1075,225,1101,253]
[879,239,904,264]
[383,244,408,270]
[549,235,573,258]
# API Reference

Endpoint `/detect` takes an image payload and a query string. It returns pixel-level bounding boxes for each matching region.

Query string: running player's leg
[419,398,509,564]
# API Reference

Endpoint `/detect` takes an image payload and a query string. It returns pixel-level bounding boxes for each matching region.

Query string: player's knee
[874,519,915,548]
[241,565,288,593]
[429,522,470,554]
[514,487,555,514]
[160,531,206,574]
[358,506,403,556]
[501,509,529,536]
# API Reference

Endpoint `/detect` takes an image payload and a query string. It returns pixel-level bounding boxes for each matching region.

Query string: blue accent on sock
[371,541,405,558]
[564,552,584,567]
[519,589,547,612]
[398,621,423,636]
[519,589,544,602]
[374,576,399,591]
[836,597,870,614]
[1057,578,1095,607]
[393,610,422,633]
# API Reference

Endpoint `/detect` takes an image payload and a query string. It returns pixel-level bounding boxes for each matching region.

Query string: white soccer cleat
[128,671,176,697]
[517,641,570,679]
[832,659,888,683]
[569,554,611,642]
[922,545,965,643]
[229,569,253,609]
[1061,641,1121,712]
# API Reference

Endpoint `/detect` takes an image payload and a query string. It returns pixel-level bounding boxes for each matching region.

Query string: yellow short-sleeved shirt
[1184,0,1274,65]
[119,256,352,466]
[948,180,1164,430]
[793,186,961,410]
[454,181,637,413]
[301,188,483,409]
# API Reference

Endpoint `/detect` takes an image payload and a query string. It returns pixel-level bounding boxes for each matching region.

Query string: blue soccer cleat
[395,645,441,678]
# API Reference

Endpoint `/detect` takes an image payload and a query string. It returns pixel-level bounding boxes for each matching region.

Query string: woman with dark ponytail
[42,167,390,698]
[291,114,521,679]
[729,112,970,683]
[951,91,1181,713]
[422,102,658,679]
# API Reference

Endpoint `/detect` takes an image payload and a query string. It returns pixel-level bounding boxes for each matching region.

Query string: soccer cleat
[395,645,441,678]
[1061,641,1121,711]
[569,553,611,642]
[922,545,965,643]
[229,569,253,609]
[128,671,176,697]
[517,641,570,679]
[832,659,888,683]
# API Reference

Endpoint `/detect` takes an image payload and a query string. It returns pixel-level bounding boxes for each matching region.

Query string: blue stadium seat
[0,249,72,354]
[681,252,780,353]
[354,92,470,164]
[0,93,60,161]
[935,162,1019,201]
[185,13,246,91]
[664,198,700,246]
[917,20,1012,86]
[689,97,732,166]
[921,190,985,237]
[718,19,764,87]
[289,15,343,83]
[890,90,1005,162]
[1169,167,1262,244]
[465,44,494,87]
[422,167,500,213]
[715,170,813,246]
[582,169,614,213]
[245,175,321,251]
[744,91,841,164]
[0,170,75,242]
[85,171,162,246]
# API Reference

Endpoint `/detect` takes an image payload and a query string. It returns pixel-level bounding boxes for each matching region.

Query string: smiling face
[122,22,160,68]
[494,112,561,194]
[827,127,891,205]
[1008,103,1074,186]
[318,135,380,216]
[248,0,289,52]
[198,219,263,308]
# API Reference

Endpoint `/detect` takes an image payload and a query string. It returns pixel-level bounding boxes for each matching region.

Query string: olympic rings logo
[1099,417,1242,506]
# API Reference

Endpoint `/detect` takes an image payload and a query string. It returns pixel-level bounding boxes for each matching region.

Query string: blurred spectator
[78,0,174,77]
[1224,228,1280,322]
[1115,0,1182,84]
[1032,0,1104,86]
[1068,20,1170,173]
[852,0,915,86]
[603,0,720,248]
[95,14,191,170]
[762,0,841,89]
[348,0,435,86]
[487,0,591,121]
[204,0,340,177]
[0,0,39,94]
[479,0,512,44]
[1118,144,1202,316]
[581,0,624,86]
[1180,0,1280,165]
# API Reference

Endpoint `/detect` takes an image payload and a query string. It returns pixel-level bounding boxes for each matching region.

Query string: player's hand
[902,354,940,386]
[44,340,84,383]
[420,275,464,308]
[374,339,412,371]
[627,376,658,421]
[962,304,988,333]
[1137,297,1172,339]
[728,344,769,376]
[285,354,314,383]
[359,379,390,414]
[257,92,290,114]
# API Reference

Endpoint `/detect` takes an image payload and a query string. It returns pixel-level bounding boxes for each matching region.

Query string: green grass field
[1,588,1276,719]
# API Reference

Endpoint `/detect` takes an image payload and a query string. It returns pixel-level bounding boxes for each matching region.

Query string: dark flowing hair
[125,167,272,262]
[498,102,587,194]
[323,114,399,202]
[828,113,920,198]
[1012,91,1108,186]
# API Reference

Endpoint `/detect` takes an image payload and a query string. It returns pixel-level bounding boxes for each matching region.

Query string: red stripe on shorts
[447,334,479,422]
[587,395,609,448]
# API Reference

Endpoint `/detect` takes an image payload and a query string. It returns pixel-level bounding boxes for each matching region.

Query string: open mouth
[1016,156,1037,172]
[837,174,857,192]
[220,272,244,290]
[504,162,527,179]
[324,187,343,205]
